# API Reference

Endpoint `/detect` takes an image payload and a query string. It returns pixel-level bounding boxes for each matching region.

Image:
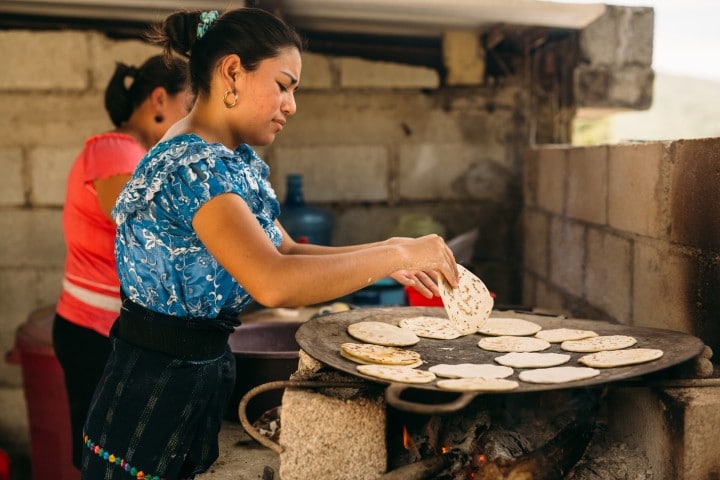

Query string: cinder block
[301,52,333,89]
[535,146,567,215]
[632,241,695,333]
[0,31,88,90]
[0,210,64,268]
[0,270,60,386]
[607,384,720,480]
[332,207,402,246]
[585,229,632,323]
[534,279,567,313]
[566,146,608,225]
[608,141,667,238]
[0,93,108,147]
[272,145,389,202]
[0,147,25,206]
[523,209,549,278]
[549,218,585,297]
[442,31,485,86]
[29,146,77,206]
[669,137,720,249]
[339,57,438,89]
[88,34,162,92]
[398,144,510,200]
[279,388,386,480]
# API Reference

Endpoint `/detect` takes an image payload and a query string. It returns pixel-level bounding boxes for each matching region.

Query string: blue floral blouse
[113,134,283,319]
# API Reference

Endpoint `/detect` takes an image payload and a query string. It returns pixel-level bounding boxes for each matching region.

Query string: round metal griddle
[295,307,706,413]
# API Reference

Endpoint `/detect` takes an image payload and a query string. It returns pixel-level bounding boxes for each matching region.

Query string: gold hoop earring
[223,90,238,108]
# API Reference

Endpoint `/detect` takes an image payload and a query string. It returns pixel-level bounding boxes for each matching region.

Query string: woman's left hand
[390,269,440,299]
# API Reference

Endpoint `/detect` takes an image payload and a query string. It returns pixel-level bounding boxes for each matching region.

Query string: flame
[402,426,413,451]
[475,454,487,467]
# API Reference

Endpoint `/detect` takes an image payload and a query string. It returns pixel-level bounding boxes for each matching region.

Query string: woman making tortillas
[81,7,458,479]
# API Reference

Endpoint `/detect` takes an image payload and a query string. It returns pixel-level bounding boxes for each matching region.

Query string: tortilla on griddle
[560,335,637,353]
[398,316,462,340]
[478,317,542,336]
[340,343,421,366]
[478,335,551,353]
[578,348,664,368]
[429,363,514,379]
[347,320,420,346]
[519,366,600,384]
[494,352,571,368]
[356,364,436,384]
[436,377,519,392]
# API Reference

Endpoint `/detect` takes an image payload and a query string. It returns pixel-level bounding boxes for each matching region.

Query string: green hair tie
[197,10,219,39]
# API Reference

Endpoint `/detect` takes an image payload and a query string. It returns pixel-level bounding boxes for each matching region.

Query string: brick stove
[239,308,720,480]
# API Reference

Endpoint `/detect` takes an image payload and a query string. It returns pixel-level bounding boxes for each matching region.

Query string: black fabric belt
[117,297,232,361]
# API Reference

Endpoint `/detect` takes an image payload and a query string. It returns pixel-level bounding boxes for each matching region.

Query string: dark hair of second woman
[104,55,189,127]
[147,8,304,97]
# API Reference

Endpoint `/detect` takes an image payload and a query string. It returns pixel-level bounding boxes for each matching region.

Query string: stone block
[279,389,386,480]
[272,145,389,202]
[332,207,405,246]
[0,387,29,453]
[607,384,720,480]
[580,5,653,67]
[523,148,539,208]
[523,210,549,278]
[585,229,632,323]
[608,141,667,238]
[0,147,25,206]
[0,210,64,268]
[0,93,108,148]
[549,218,584,298]
[0,31,88,90]
[398,144,511,200]
[339,57,439,89]
[566,146,607,225]
[29,146,76,206]
[575,65,654,110]
[632,241,695,333]
[0,270,60,386]
[534,280,567,313]
[535,146,567,215]
[300,52,333,89]
[669,137,720,249]
[442,31,485,86]
[88,34,162,91]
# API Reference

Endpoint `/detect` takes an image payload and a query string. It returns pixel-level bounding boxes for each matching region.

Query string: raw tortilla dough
[439,264,493,335]
[399,316,463,340]
[347,320,420,347]
[494,352,571,368]
[519,366,600,384]
[535,328,598,343]
[429,363,514,379]
[436,377,520,392]
[356,364,436,384]
[560,335,637,353]
[478,336,551,353]
[578,348,664,368]
[478,317,542,336]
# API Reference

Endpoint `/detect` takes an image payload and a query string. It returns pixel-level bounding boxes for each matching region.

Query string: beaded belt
[117,297,231,361]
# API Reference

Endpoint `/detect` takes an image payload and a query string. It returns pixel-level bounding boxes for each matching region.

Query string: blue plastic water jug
[279,174,334,245]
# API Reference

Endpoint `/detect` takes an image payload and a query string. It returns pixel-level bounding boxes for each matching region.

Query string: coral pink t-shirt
[56,132,146,336]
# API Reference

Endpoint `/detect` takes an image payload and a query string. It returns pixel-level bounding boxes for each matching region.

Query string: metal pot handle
[384,383,477,415]
[238,380,368,454]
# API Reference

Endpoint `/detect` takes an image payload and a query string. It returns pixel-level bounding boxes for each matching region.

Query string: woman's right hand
[394,234,459,291]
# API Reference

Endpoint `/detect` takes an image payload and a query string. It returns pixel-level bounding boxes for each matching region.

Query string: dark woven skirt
[80,319,236,479]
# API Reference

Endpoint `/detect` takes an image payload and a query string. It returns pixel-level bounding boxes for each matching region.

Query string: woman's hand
[390,269,439,298]
[391,234,459,297]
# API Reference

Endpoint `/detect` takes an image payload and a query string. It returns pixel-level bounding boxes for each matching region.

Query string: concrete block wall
[523,138,720,355]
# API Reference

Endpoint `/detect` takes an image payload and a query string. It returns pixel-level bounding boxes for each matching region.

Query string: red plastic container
[6,306,78,480]
[405,286,444,307]
[0,448,9,480]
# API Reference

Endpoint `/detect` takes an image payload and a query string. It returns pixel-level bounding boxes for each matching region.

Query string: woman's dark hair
[147,7,304,97]
[104,55,189,127]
